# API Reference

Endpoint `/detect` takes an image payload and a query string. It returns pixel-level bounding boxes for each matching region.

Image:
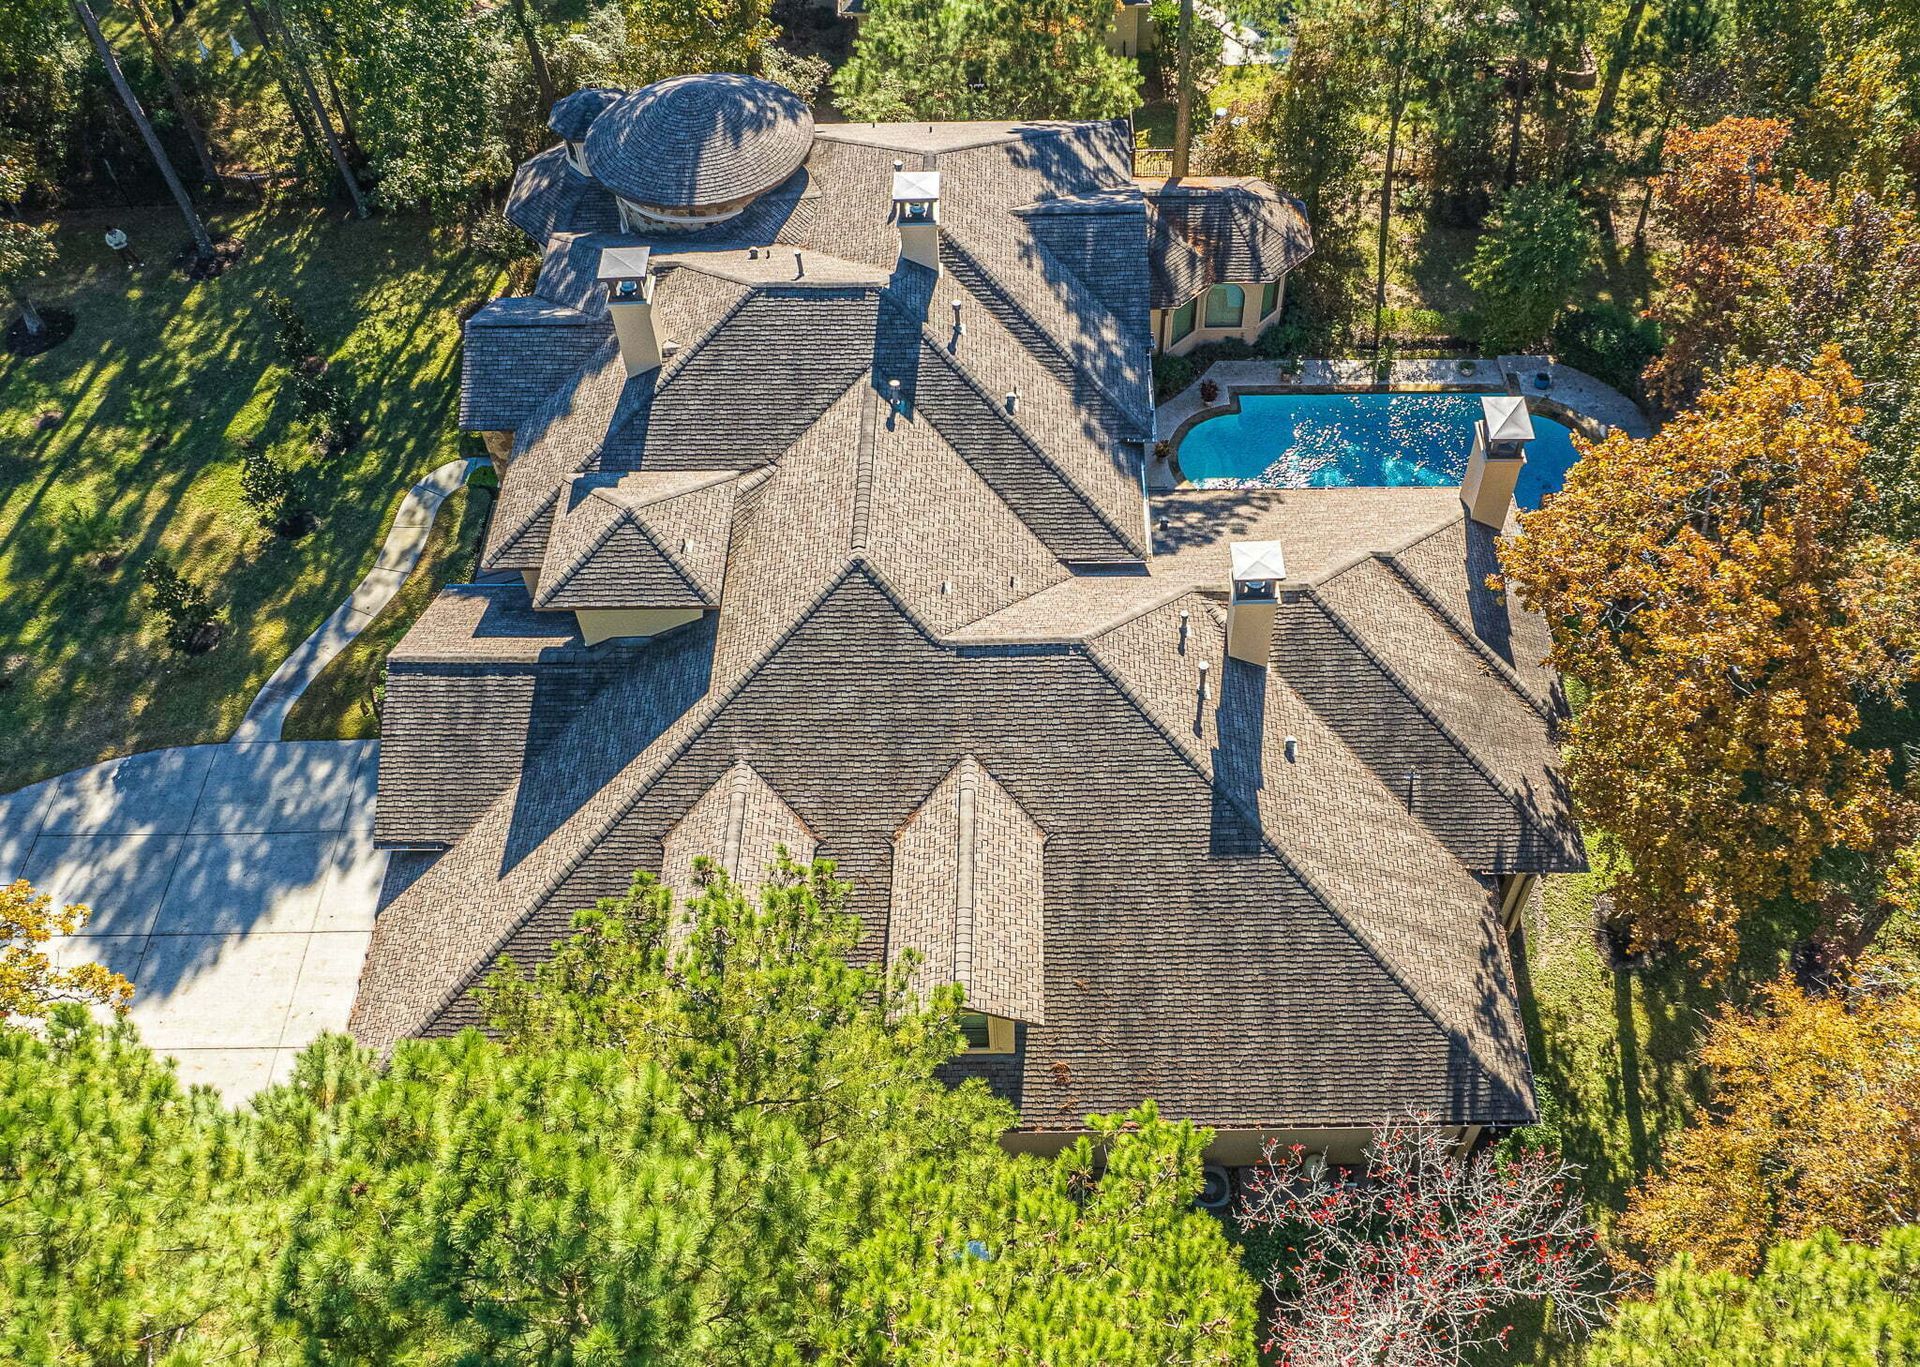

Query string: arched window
[1204,284,1245,328]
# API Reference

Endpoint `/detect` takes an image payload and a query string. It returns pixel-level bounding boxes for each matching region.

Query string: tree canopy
[1616,971,1920,1274]
[1464,180,1595,353]
[834,0,1141,122]
[1591,1227,1920,1364]
[1,859,1263,1364]
[1500,350,1920,968]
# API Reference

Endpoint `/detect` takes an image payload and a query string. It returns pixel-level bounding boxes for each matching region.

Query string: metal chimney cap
[1230,540,1287,584]
[1481,394,1535,444]
[891,169,941,202]
[595,244,653,282]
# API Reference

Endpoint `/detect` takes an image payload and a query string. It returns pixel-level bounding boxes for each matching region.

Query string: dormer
[597,245,660,377]
[892,168,941,274]
[889,756,1045,1053]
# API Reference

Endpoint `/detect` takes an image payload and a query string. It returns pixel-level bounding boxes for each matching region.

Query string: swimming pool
[1175,391,1582,509]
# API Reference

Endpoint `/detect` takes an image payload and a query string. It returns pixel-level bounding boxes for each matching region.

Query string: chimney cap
[1230,539,1287,585]
[1481,394,1535,444]
[891,169,941,202]
[595,244,653,283]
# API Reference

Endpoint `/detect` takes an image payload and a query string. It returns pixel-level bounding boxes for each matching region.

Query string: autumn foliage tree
[1501,351,1920,968]
[1236,1114,1612,1366]
[1,878,131,1021]
[1615,970,1920,1275]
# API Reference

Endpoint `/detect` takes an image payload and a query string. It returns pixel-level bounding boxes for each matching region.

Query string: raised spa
[1176,391,1582,509]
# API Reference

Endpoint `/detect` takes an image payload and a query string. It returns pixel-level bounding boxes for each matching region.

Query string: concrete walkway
[235,458,476,742]
[2,741,384,1100]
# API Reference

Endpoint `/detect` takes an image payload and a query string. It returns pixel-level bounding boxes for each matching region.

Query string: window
[959,1012,993,1050]
[957,1012,1017,1053]
[1204,284,1245,329]
[1260,279,1281,318]
[1169,297,1197,345]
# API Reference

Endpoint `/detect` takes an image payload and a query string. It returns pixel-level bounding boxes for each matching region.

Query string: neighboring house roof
[357,79,1570,1138]
[582,74,815,209]
[547,86,622,142]
[1139,176,1315,309]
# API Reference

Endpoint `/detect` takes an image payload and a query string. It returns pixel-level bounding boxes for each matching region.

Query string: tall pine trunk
[1172,0,1194,177]
[260,0,366,216]
[71,0,212,259]
[1373,62,1408,345]
[12,286,46,336]
[238,0,324,174]
[1590,0,1647,145]
[508,0,556,109]
[128,0,219,186]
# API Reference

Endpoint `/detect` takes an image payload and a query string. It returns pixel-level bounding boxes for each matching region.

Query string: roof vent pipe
[1005,390,1019,414]
[1178,608,1191,651]
[1197,659,1210,700]
[794,249,805,278]
[1284,735,1298,762]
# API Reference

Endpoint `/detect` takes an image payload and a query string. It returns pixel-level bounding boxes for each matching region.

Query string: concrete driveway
[1,740,384,1100]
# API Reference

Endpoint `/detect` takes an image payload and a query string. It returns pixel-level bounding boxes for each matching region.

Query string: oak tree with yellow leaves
[1,877,132,1021]
[1616,971,1920,1274]
[1501,351,1920,969]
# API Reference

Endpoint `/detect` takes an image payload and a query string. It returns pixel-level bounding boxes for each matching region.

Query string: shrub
[1199,377,1220,403]
[1153,352,1199,403]
[1552,303,1664,400]
[260,289,317,364]
[141,556,221,654]
[56,498,125,574]
[240,445,311,534]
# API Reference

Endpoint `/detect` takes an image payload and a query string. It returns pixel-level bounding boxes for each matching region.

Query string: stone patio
[1,740,384,1101]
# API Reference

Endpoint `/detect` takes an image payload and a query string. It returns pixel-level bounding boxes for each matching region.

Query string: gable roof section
[353,567,1532,1128]
[890,755,1046,1024]
[659,760,817,899]
[534,471,737,610]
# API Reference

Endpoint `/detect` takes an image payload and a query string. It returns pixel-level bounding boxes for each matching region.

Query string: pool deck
[1150,354,1652,492]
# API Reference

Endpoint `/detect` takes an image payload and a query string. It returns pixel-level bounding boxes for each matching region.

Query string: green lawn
[0,201,503,789]
[1477,846,1815,1364]
[281,482,493,741]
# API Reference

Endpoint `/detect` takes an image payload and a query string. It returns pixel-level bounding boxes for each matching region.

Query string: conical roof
[582,73,814,210]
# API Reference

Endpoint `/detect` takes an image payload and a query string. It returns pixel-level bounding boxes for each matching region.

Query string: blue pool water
[1176,392,1582,509]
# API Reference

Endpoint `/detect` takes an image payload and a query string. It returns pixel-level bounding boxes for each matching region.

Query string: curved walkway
[1,739,385,1101]
[235,457,477,742]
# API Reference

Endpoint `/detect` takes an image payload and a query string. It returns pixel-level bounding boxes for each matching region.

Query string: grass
[1474,846,1815,1364]
[0,200,504,789]
[281,482,494,740]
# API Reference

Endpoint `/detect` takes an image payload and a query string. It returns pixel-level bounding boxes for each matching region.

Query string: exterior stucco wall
[1154,276,1289,357]
[574,606,704,646]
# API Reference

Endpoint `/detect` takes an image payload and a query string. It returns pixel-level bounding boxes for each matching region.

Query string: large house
[348,74,1581,1163]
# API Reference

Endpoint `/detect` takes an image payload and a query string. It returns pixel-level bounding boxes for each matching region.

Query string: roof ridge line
[532,494,635,607]
[916,334,1145,560]
[406,558,872,1042]
[1368,550,1555,723]
[937,228,1148,435]
[1302,586,1564,846]
[1077,645,1481,1050]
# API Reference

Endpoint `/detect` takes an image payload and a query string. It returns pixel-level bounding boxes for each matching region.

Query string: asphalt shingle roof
[583,74,814,210]
[358,83,1563,1137]
[1140,176,1314,308]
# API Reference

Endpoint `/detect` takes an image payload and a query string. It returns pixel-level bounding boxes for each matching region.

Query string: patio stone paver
[3,739,384,1103]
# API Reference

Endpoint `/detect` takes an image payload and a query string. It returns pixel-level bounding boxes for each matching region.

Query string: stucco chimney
[597,245,661,377]
[892,169,942,274]
[1227,540,1286,665]
[1461,395,1533,528]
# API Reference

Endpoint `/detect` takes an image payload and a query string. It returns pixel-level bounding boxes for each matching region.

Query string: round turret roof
[548,86,623,142]
[583,74,814,211]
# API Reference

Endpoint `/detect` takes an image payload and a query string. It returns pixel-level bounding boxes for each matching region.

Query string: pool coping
[1149,355,1652,491]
